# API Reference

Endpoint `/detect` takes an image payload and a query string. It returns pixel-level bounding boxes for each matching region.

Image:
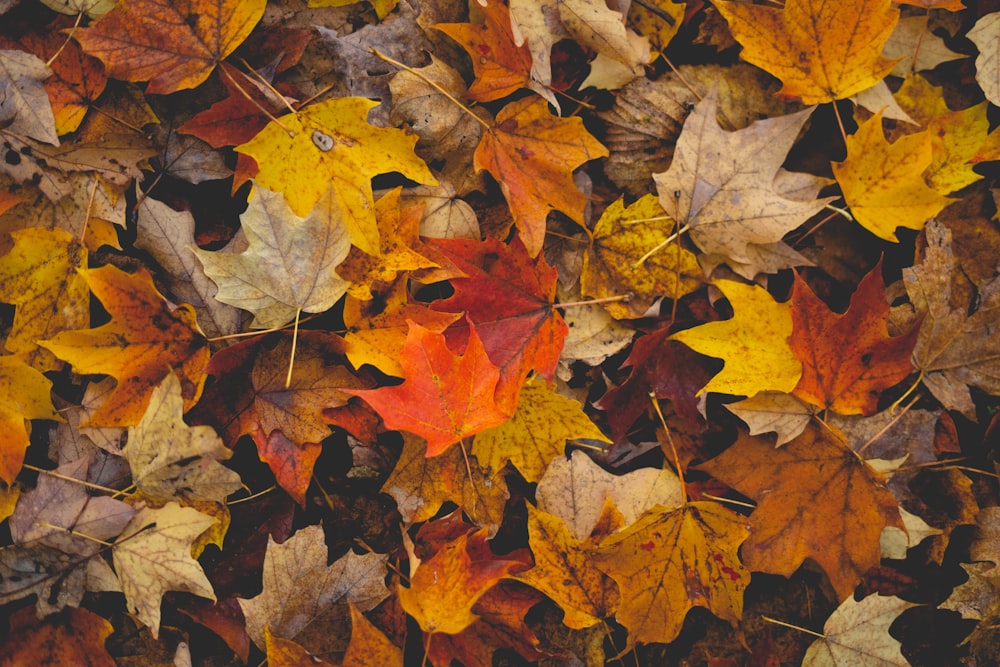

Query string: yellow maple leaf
[337,188,439,300]
[670,280,801,397]
[833,111,952,242]
[473,376,610,483]
[236,97,436,256]
[0,355,59,484]
[593,501,750,647]
[0,228,88,371]
[514,503,619,629]
[581,194,701,320]
[714,0,898,104]
[894,74,999,195]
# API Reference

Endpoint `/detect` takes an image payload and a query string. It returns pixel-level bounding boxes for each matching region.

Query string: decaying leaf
[803,594,916,666]
[112,502,218,638]
[238,524,389,649]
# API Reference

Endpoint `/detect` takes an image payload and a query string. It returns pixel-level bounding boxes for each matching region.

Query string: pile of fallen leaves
[2,0,1000,664]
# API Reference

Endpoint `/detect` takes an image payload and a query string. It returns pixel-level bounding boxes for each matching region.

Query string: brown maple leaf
[699,424,903,600]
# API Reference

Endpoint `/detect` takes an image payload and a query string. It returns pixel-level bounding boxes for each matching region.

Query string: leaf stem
[832,101,848,147]
[37,522,112,547]
[761,615,826,638]
[700,493,756,510]
[370,49,491,130]
[220,64,294,136]
[285,307,301,388]
[632,223,690,268]
[80,176,100,243]
[555,294,632,309]
[21,463,129,496]
[650,392,686,502]
[46,10,84,68]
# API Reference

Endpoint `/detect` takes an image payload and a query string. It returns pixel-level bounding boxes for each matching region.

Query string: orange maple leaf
[39,265,209,427]
[73,0,266,94]
[714,0,899,104]
[700,424,903,600]
[474,97,608,257]
[435,1,533,102]
[345,320,510,456]
[790,263,918,415]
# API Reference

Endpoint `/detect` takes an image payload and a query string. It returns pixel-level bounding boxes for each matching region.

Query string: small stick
[370,49,492,130]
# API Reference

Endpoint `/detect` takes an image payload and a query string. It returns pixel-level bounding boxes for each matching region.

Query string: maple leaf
[429,236,568,414]
[628,0,685,53]
[581,194,702,320]
[598,327,717,443]
[724,392,814,446]
[515,503,619,629]
[191,332,374,504]
[536,450,683,542]
[699,424,903,600]
[382,434,509,535]
[803,594,916,666]
[6,455,133,612]
[969,13,1000,108]
[126,373,242,506]
[193,185,351,329]
[399,529,522,635]
[336,188,438,300]
[0,227,88,371]
[833,111,952,242]
[264,629,335,667]
[473,376,610,483]
[670,279,802,398]
[73,0,266,94]
[434,1,535,102]
[112,502,218,638]
[0,24,109,136]
[884,18,964,78]
[653,87,832,267]
[134,193,241,339]
[0,49,58,145]
[347,320,509,456]
[341,602,403,667]
[474,96,608,258]
[343,278,461,377]
[508,0,651,93]
[593,501,750,647]
[898,220,1000,418]
[714,0,899,104]
[0,355,60,484]
[177,64,290,149]
[789,263,918,415]
[38,264,209,427]
[424,581,550,666]
[235,97,436,255]
[238,524,389,649]
[894,74,998,195]
[0,606,115,667]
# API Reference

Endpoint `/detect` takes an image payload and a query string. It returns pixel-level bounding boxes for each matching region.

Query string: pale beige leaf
[968,13,1000,107]
[126,373,242,505]
[725,392,813,446]
[884,15,964,77]
[238,524,390,649]
[803,594,916,666]
[194,185,351,329]
[0,49,57,145]
[653,87,832,266]
[536,450,683,541]
[112,503,217,638]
